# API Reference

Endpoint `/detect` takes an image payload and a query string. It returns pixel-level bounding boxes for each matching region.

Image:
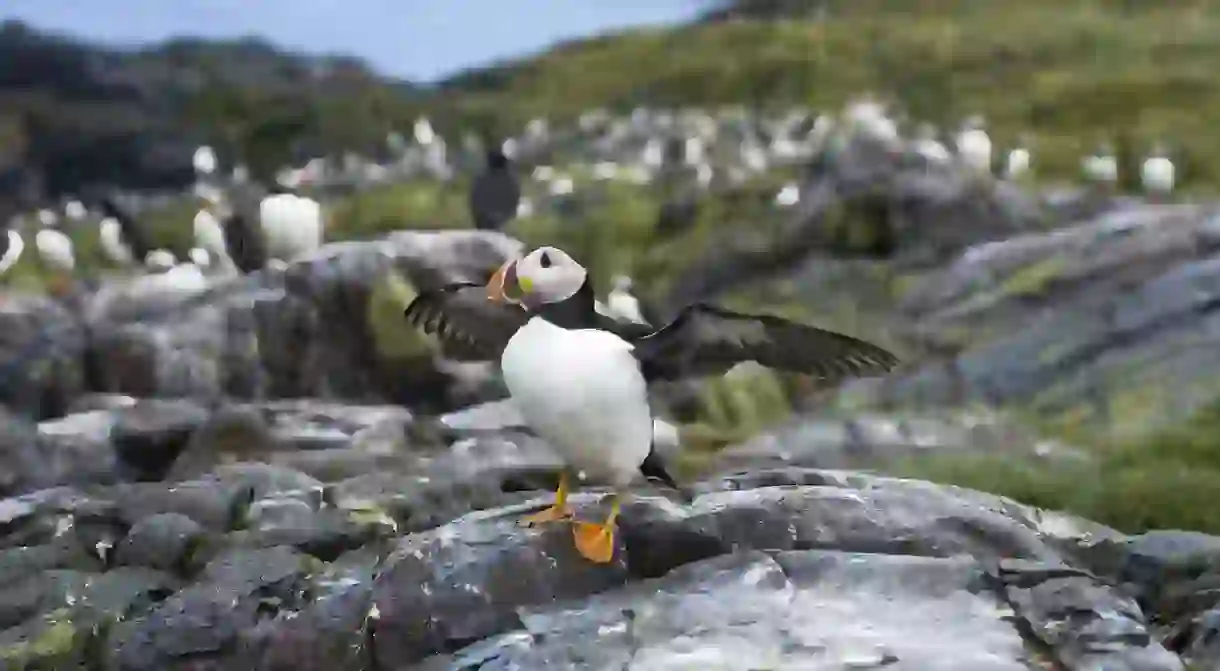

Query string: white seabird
[259,190,324,265]
[1141,143,1174,197]
[1005,143,1032,180]
[1083,143,1118,187]
[604,274,649,325]
[193,202,237,275]
[98,217,135,266]
[955,115,993,174]
[0,227,24,276]
[404,246,899,563]
[144,249,177,272]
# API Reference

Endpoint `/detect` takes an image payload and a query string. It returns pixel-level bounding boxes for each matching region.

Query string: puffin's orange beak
[486,259,521,305]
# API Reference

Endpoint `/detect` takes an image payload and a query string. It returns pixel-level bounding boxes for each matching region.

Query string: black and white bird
[98,197,153,268]
[403,246,898,563]
[469,148,521,231]
[0,222,24,277]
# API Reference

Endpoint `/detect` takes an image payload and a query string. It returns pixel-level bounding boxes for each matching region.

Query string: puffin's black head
[98,196,123,220]
[486,149,509,170]
[486,246,586,310]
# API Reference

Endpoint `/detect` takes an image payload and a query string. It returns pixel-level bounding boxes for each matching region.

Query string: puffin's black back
[221,212,267,273]
[469,149,520,231]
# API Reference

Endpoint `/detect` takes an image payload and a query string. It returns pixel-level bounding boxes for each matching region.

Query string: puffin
[258,185,324,264]
[0,223,23,276]
[98,196,154,266]
[469,148,521,231]
[403,246,899,563]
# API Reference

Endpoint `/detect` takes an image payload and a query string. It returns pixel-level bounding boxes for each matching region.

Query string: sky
[3,0,707,82]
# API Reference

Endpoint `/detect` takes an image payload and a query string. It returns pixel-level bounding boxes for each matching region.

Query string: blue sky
[3,0,706,82]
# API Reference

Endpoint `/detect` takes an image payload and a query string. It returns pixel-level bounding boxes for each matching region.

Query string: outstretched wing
[632,303,899,382]
[403,282,531,360]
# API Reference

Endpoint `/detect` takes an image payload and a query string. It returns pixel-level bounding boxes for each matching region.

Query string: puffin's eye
[539,252,552,268]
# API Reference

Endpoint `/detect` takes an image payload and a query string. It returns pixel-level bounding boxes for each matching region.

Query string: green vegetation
[895,400,1220,535]
[434,0,1220,187]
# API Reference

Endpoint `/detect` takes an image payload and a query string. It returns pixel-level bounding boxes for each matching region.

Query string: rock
[369,502,631,665]
[114,513,207,574]
[29,409,122,493]
[83,230,520,408]
[111,399,211,481]
[718,408,1090,471]
[870,202,1220,437]
[245,547,381,670]
[663,133,1047,309]
[1002,559,1184,670]
[428,551,1031,670]
[0,567,175,668]
[106,546,311,670]
[0,293,88,420]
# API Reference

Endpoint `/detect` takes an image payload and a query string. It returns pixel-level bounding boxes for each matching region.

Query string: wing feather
[633,303,899,382]
[403,282,530,360]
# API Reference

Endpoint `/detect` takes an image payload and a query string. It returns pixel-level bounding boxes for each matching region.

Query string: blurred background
[3,0,1220,573]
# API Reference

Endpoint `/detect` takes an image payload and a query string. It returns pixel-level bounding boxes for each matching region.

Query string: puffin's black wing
[632,303,899,383]
[403,282,531,359]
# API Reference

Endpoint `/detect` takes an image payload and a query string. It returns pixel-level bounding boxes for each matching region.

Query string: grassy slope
[436,0,1220,187]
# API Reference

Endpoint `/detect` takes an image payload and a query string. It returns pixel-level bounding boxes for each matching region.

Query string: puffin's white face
[486,246,586,309]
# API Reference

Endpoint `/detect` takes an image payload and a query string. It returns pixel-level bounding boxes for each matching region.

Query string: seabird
[469,149,521,231]
[1082,143,1119,187]
[955,116,992,174]
[1004,135,1032,180]
[604,274,649,325]
[188,247,211,270]
[144,249,177,272]
[1141,143,1174,198]
[98,196,154,266]
[0,225,24,276]
[193,205,237,275]
[34,216,75,293]
[258,189,324,264]
[404,246,898,563]
[98,217,135,266]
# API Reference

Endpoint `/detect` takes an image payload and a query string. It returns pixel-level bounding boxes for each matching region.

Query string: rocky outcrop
[861,201,1220,438]
[0,230,520,422]
[0,391,1213,669]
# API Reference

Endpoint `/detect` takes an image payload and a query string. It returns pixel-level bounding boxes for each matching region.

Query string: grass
[894,399,1220,535]
[430,1,1220,189]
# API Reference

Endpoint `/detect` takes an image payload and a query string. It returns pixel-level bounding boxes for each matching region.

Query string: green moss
[0,609,78,665]
[998,257,1069,298]
[896,395,1220,535]
[366,270,433,360]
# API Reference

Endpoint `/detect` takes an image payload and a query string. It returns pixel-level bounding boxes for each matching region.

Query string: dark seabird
[468,148,521,231]
[404,246,899,563]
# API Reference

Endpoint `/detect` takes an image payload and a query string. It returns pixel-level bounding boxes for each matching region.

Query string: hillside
[7,0,1220,202]
[435,0,1220,185]
[0,19,426,201]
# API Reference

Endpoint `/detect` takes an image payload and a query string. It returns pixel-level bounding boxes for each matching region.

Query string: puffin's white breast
[500,317,653,486]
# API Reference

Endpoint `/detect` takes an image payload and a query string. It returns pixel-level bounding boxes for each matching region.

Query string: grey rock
[83,230,520,407]
[114,512,206,574]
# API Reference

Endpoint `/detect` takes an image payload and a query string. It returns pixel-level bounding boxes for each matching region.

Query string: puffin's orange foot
[572,521,616,563]
[517,504,573,527]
